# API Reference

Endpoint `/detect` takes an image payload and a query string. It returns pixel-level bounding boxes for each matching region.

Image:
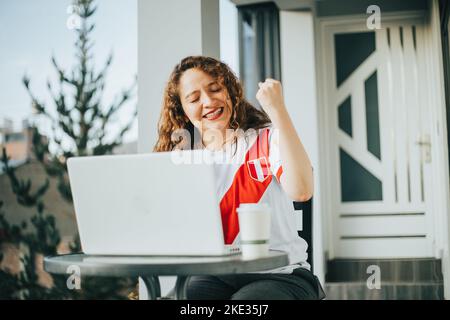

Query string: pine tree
[23,0,136,202]
[0,0,136,299]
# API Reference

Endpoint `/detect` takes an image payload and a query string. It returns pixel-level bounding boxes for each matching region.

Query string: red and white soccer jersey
[207,126,310,273]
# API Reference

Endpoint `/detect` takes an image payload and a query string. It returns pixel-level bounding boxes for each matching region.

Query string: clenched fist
[256,79,286,118]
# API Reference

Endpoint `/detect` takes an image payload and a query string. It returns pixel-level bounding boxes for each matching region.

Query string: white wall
[137,0,220,298]
[279,11,325,284]
[220,0,240,76]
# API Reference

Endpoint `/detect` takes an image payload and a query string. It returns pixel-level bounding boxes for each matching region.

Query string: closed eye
[189,97,199,103]
[209,82,222,92]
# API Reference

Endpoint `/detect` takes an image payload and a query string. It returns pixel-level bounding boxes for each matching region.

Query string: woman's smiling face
[178,68,232,136]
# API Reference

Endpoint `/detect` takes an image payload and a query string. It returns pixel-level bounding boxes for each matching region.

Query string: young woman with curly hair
[153,56,323,300]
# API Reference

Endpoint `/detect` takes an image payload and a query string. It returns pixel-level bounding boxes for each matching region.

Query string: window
[237,2,281,108]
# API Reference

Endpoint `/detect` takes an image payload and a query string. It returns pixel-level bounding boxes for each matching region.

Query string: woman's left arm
[256,79,314,202]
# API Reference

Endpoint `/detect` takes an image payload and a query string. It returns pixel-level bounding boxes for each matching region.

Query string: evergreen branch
[51,56,77,87]
[0,211,27,245]
[31,127,49,162]
[92,107,136,156]
[56,176,72,202]
[92,141,120,155]
[22,76,52,119]
[58,116,78,142]
[117,109,138,139]
[93,52,113,83]
[1,148,50,208]
[100,78,137,129]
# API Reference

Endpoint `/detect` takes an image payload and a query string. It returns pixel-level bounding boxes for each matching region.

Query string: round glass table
[44,250,289,299]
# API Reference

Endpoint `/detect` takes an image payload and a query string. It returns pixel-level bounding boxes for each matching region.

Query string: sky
[0,0,138,142]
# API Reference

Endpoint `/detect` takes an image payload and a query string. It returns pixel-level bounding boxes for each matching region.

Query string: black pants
[186,267,325,300]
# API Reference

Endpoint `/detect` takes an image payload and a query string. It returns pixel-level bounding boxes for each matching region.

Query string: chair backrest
[293,198,313,273]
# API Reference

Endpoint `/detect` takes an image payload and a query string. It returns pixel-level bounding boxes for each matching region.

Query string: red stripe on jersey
[219,128,272,244]
[248,161,258,180]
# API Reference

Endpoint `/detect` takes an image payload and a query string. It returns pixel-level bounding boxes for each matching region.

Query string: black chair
[293,198,313,273]
[294,198,327,299]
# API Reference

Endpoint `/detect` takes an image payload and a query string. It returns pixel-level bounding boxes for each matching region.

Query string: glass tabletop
[44,250,289,277]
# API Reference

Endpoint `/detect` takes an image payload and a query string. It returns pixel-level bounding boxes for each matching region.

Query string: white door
[321,16,437,258]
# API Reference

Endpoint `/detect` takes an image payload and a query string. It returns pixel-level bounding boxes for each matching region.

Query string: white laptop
[67,150,240,256]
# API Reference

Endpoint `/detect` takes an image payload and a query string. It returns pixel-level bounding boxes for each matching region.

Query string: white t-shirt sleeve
[268,127,283,182]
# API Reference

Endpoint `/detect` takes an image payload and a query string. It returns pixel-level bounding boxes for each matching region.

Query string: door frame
[314,10,450,262]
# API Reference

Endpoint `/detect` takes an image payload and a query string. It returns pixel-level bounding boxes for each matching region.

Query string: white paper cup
[237,203,271,259]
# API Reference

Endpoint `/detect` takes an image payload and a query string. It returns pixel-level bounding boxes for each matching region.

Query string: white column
[426,0,450,300]
[219,0,239,77]
[137,0,220,299]
[279,11,325,284]
[137,0,220,154]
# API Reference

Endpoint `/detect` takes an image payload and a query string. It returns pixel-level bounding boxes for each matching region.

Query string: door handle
[415,133,431,163]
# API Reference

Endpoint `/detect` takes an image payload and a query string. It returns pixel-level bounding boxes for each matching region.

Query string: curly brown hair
[153,56,271,152]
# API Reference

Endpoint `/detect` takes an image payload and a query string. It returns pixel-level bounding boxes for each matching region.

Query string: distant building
[0,119,32,173]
